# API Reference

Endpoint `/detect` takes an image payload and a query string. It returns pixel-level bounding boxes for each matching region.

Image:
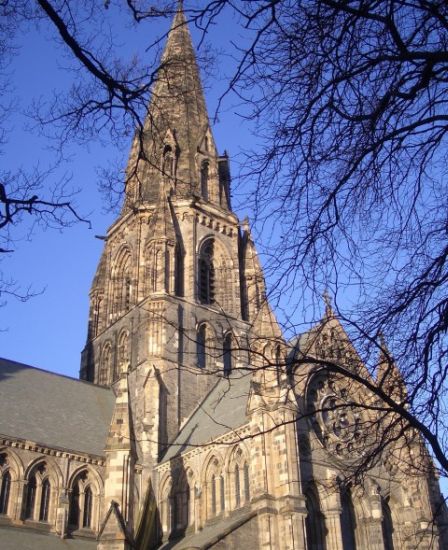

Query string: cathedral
[0,6,446,550]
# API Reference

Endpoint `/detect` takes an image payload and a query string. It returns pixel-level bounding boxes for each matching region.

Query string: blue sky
[0,4,257,377]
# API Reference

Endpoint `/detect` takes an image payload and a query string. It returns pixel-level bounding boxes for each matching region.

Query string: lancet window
[0,469,10,515]
[112,249,132,318]
[163,145,175,177]
[305,484,326,550]
[175,243,184,296]
[199,239,215,304]
[223,333,233,377]
[382,497,395,550]
[201,160,209,200]
[99,342,112,385]
[206,457,224,519]
[117,330,130,375]
[340,486,357,550]
[197,324,207,369]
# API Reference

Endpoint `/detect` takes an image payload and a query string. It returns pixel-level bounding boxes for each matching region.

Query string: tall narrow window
[197,324,207,369]
[275,344,282,383]
[220,475,225,512]
[124,276,131,311]
[25,475,36,520]
[39,479,50,522]
[93,296,102,337]
[199,240,215,304]
[201,161,209,200]
[175,244,184,296]
[243,463,250,503]
[223,333,233,377]
[340,487,357,550]
[305,485,327,550]
[69,483,80,528]
[211,474,216,516]
[163,145,174,176]
[83,487,93,528]
[234,465,240,507]
[382,497,394,550]
[0,471,11,515]
[99,344,112,386]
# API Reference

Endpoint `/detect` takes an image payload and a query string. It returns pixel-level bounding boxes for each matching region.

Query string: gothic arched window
[223,333,233,377]
[197,324,207,369]
[201,161,209,200]
[39,479,51,522]
[199,239,215,304]
[112,249,132,318]
[0,471,11,515]
[69,471,97,532]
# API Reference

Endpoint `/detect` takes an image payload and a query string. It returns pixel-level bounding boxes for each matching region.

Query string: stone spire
[126,2,215,204]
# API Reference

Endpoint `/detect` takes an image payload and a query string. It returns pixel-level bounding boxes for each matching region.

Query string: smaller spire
[376,333,407,402]
[323,289,334,318]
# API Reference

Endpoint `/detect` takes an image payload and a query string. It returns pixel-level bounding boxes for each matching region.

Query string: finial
[241,216,251,234]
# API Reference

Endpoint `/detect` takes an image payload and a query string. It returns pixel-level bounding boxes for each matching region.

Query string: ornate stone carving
[306,369,365,458]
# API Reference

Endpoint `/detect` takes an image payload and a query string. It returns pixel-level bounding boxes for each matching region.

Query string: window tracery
[24,463,52,523]
[306,369,366,458]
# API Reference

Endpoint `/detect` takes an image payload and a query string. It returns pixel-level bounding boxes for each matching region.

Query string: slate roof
[162,370,252,462]
[0,523,97,549]
[0,357,115,456]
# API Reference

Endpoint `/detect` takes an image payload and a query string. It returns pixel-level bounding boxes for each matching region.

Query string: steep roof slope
[0,358,114,456]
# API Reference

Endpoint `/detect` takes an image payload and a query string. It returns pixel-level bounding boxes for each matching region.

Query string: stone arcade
[0,6,446,550]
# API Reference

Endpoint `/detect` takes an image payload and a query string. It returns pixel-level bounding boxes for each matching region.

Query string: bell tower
[80,3,280,502]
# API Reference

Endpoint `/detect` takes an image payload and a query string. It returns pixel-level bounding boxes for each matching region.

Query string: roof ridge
[0,357,111,390]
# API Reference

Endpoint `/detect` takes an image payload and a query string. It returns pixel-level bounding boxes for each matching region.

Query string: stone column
[324,510,344,550]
